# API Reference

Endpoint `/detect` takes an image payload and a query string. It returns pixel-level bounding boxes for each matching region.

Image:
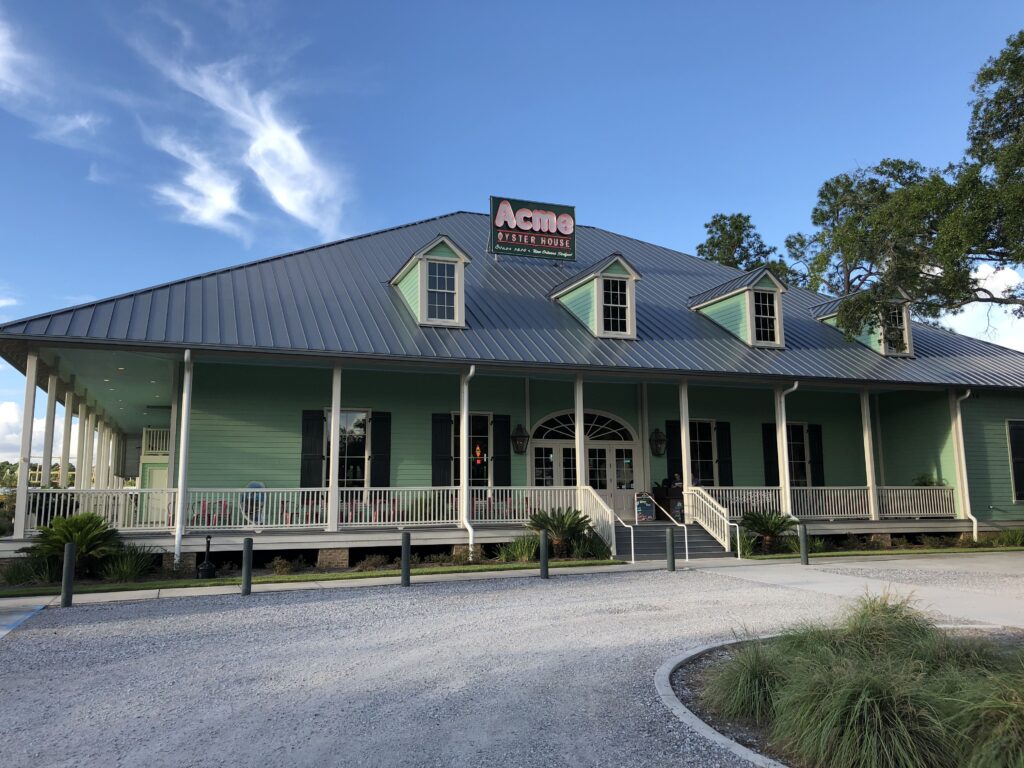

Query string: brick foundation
[451,544,483,562]
[316,548,350,569]
[161,552,197,575]
[869,532,893,548]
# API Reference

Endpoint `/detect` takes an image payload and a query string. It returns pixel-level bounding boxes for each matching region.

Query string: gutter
[460,365,477,558]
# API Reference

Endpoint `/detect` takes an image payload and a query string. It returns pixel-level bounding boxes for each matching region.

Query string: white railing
[142,427,171,455]
[187,488,329,530]
[878,486,956,518]
[639,492,689,562]
[686,487,736,553]
[338,487,460,527]
[25,487,177,532]
[790,486,870,519]
[469,486,578,524]
[579,487,617,553]
[704,487,782,519]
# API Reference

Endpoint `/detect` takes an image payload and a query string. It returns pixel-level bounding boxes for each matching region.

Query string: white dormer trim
[747,288,785,348]
[882,302,914,357]
[595,274,637,339]
[390,235,471,328]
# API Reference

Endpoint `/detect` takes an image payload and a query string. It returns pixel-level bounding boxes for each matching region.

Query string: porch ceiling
[41,347,178,434]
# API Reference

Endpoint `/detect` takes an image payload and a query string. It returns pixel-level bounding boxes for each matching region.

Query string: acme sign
[489,196,576,261]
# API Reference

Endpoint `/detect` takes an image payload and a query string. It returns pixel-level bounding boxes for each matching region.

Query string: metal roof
[687,265,784,308]
[547,252,640,298]
[808,295,845,319]
[3,211,1024,388]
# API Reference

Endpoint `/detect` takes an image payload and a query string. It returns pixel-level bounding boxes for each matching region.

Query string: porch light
[510,423,530,454]
[649,428,667,457]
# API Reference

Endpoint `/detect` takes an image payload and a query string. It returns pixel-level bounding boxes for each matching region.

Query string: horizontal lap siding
[878,391,956,488]
[698,293,748,342]
[787,391,865,486]
[962,391,1024,522]
[558,282,594,331]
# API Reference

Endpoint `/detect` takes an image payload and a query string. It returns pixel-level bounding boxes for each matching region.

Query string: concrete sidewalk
[695,552,1024,627]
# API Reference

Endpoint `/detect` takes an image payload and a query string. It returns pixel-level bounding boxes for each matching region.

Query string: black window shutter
[491,415,511,486]
[300,410,325,488]
[715,422,733,486]
[1011,422,1024,501]
[808,424,825,487]
[369,411,392,487]
[431,413,453,486]
[762,423,779,486]
[664,420,682,485]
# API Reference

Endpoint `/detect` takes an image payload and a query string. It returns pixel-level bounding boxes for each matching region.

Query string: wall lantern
[649,428,667,457]
[510,424,530,454]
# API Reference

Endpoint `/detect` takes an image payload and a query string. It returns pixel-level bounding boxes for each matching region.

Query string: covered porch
[8,345,976,560]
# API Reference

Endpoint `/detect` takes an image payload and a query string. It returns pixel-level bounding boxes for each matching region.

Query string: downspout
[460,365,477,559]
[777,381,799,517]
[953,389,977,541]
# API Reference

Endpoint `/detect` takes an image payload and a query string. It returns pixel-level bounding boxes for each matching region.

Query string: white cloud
[944,265,1024,352]
[37,111,106,141]
[0,401,81,463]
[0,10,30,95]
[86,161,108,184]
[135,42,344,238]
[0,297,16,309]
[151,132,250,241]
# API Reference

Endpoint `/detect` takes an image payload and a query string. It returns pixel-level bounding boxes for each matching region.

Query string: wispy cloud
[0,297,16,309]
[150,132,251,241]
[0,9,30,95]
[37,111,107,142]
[133,34,345,238]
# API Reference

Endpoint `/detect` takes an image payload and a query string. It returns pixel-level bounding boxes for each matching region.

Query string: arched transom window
[532,412,634,441]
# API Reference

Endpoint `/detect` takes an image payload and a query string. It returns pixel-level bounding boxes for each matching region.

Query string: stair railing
[636,491,688,562]
[612,511,635,563]
[685,487,742,559]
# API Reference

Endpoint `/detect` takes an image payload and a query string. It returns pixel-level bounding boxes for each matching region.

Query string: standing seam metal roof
[3,211,1024,388]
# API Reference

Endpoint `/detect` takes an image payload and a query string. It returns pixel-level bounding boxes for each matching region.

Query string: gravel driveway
[1,570,846,768]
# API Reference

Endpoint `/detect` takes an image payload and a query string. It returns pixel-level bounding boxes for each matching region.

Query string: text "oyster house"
[489,196,576,260]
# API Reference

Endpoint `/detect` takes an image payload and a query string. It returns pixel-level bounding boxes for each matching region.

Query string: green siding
[396,268,419,317]
[962,391,1024,522]
[698,292,749,343]
[558,281,595,332]
[602,261,631,277]
[823,315,883,353]
[424,241,459,260]
[787,391,866,486]
[877,391,958,510]
[752,275,778,290]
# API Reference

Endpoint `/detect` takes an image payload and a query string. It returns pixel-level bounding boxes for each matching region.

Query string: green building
[2,210,1023,563]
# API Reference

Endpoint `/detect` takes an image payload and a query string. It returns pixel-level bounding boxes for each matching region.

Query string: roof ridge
[0,211,473,331]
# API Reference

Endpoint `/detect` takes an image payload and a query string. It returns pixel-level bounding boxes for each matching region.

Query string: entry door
[532,442,636,515]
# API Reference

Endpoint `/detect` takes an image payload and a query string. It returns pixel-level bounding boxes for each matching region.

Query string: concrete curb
[654,637,787,768]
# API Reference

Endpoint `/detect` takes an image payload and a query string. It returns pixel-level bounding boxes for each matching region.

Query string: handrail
[636,491,688,562]
[687,487,742,559]
[579,486,618,557]
[613,511,635,563]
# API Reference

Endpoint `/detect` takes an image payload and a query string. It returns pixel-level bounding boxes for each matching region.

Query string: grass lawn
[748,546,1024,560]
[0,559,625,598]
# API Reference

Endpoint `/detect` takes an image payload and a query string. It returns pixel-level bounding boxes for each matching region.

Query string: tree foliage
[695,30,1024,338]
[696,213,807,286]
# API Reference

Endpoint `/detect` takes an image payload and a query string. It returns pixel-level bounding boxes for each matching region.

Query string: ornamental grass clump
[100,543,158,582]
[701,639,787,726]
[497,535,539,563]
[954,667,1024,768]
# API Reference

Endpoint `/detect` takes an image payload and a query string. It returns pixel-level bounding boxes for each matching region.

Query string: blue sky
[1,1,1022,457]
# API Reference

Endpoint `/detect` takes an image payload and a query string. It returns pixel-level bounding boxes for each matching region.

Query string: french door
[532,441,637,515]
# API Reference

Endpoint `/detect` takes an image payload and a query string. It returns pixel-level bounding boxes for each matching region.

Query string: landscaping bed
[670,596,1024,768]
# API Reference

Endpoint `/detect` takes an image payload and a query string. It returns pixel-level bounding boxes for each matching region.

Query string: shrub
[739,510,796,553]
[424,552,450,565]
[839,592,935,657]
[2,555,61,585]
[922,534,958,549]
[527,508,592,558]
[20,513,121,576]
[891,536,910,549]
[954,669,1024,768]
[268,556,292,575]
[993,528,1024,547]
[570,531,610,560]
[702,640,787,726]
[101,544,158,582]
[354,554,392,572]
[497,535,539,563]
[784,534,830,554]
[771,657,957,768]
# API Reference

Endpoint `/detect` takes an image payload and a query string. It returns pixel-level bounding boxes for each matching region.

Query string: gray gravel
[1,570,846,768]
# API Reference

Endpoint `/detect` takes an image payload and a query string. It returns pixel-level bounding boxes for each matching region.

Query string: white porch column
[574,374,585,506]
[41,371,58,487]
[75,399,88,487]
[678,379,691,492]
[860,389,879,521]
[13,351,39,539]
[172,350,194,564]
[949,389,976,539]
[59,383,75,487]
[96,422,109,490]
[774,383,798,517]
[167,364,181,488]
[327,364,342,532]
[83,410,96,488]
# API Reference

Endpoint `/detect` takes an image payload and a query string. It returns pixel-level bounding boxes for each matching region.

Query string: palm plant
[740,510,797,553]
[20,513,121,576]
[527,507,592,558]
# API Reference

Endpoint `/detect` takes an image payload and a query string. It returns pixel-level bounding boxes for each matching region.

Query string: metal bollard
[666,527,675,572]
[798,524,809,566]
[60,541,75,608]
[241,538,253,595]
[539,529,549,579]
[401,530,411,587]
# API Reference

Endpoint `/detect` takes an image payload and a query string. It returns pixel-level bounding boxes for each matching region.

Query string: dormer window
[809,290,913,357]
[602,277,630,335]
[390,235,470,328]
[427,261,457,322]
[883,304,912,356]
[550,252,640,339]
[752,290,778,345]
